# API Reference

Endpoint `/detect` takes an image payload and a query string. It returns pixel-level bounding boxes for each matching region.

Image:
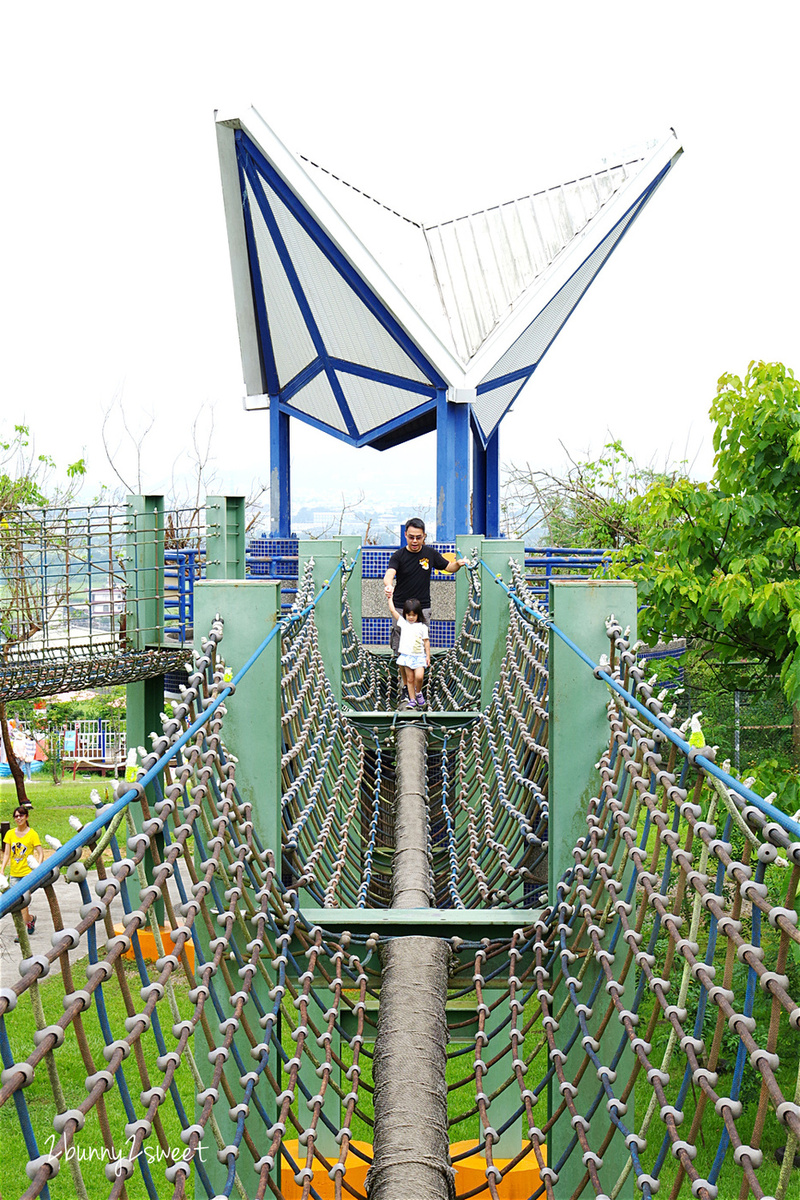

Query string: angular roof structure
[216,108,682,535]
[217,108,681,450]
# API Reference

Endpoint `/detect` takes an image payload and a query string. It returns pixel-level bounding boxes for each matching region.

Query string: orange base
[450,1140,545,1200]
[113,924,195,971]
[280,1139,544,1200]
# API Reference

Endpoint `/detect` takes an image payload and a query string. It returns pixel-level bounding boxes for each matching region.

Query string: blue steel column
[472,435,486,537]
[484,430,500,538]
[270,399,291,537]
[471,429,500,538]
[435,391,470,539]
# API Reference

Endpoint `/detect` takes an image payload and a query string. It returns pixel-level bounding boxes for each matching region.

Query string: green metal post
[192,579,283,1194]
[125,676,165,919]
[455,535,476,635]
[205,496,246,580]
[298,540,343,707]
[193,580,283,863]
[126,495,165,647]
[339,535,362,643]
[124,496,165,917]
[479,539,524,709]
[548,579,637,1199]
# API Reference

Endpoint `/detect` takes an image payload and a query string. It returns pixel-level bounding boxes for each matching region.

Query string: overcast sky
[2,2,798,519]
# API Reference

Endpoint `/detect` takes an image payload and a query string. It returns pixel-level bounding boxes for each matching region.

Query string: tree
[101,396,272,545]
[0,425,86,801]
[610,361,800,757]
[502,440,685,547]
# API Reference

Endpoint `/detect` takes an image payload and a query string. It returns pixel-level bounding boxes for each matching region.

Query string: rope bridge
[0,551,798,1200]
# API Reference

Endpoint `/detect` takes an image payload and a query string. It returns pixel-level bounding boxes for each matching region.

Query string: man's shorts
[390,608,432,655]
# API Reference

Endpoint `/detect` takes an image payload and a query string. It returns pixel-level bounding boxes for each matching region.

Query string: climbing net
[0,600,549,1200]
[341,560,483,713]
[292,560,546,911]
[0,645,192,702]
[340,570,397,711]
[0,613,383,1200]
[500,559,800,1200]
[283,565,392,908]
[426,562,482,712]
[0,501,204,700]
[1,559,799,1200]
[424,587,549,909]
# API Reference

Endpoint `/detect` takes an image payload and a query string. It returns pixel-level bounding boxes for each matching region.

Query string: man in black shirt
[383,518,467,655]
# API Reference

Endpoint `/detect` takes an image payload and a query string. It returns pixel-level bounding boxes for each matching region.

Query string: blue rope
[480,558,800,840]
[0,562,345,919]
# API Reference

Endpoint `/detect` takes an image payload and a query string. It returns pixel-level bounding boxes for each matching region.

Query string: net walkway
[0,553,798,1200]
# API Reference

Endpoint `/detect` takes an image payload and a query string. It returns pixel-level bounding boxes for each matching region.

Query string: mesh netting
[0,554,798,1200]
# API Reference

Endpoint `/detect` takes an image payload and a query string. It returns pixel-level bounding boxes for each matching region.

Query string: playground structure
[0,533,799,1200]
[3,111,799,1200]
[0,494,609,700]
[54,720,127,779]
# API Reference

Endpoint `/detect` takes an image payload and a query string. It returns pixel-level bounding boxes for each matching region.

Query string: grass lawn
[0,775,117,847]
[0,958,196,1199]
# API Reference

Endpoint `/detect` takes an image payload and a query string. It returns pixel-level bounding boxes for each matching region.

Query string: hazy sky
[3,2,798,517]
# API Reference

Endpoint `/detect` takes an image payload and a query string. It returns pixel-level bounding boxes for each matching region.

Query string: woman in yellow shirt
[2,806,43,934]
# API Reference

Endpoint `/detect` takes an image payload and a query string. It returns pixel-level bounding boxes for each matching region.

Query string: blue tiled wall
[362,616,455,650]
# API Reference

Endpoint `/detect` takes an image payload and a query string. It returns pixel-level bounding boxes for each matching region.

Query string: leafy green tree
[502,439,685,547]
[611,361,800,758]
[0,425,86,800]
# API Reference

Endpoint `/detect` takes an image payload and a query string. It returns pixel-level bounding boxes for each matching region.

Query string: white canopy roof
[217,108,682,447]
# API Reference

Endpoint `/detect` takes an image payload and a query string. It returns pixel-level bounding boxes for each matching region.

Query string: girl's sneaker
[416,693,427,709]
[26,917,36,934]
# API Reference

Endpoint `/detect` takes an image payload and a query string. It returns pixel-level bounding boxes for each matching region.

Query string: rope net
[0,557,798,1200]
[340,561,483,713]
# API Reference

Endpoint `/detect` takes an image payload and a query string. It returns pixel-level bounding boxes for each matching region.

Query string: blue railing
[164,547,203,641]
[159,540,612,640]
[524,546,610,604]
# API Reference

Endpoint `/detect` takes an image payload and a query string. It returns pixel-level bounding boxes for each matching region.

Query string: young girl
[388,596,431,708]
[1,806,43,935]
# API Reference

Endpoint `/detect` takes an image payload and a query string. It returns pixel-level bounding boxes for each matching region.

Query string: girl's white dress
[395,616,428,668]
